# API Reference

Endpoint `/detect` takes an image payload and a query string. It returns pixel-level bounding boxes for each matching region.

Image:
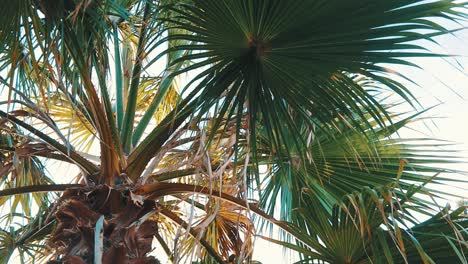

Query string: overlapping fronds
[264,184,467,264]
[146,0,467,171]
[0,122,54,219]
[0,202,54,264]
[0,0,466,263]
[259,102,462,222]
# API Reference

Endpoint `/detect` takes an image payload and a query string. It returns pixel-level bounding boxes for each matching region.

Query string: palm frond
[147,0,466,169]
[265,184,467,263]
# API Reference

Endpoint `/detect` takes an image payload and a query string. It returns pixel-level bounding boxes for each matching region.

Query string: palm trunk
[48,185,160,264]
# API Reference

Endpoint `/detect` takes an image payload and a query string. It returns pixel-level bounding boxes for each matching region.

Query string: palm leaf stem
[0,184,83,197]
[0,110,99,176]
[160,207,227,264]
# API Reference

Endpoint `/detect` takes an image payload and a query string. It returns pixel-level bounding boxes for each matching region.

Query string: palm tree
[0,0,467,263]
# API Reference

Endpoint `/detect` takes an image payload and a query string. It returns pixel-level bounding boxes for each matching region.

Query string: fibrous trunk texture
[48,185,160,264]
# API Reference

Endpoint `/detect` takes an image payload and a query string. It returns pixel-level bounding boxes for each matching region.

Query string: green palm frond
[0,0,467,263]
[264,184,467,264]
[149,0,466,165]
[0,203,54,264]
[385,206,468,263]
[258,101,461,222]
[0,122,54,218]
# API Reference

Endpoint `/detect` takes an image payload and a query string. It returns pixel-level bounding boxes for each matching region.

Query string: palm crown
[0,0,467,263]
